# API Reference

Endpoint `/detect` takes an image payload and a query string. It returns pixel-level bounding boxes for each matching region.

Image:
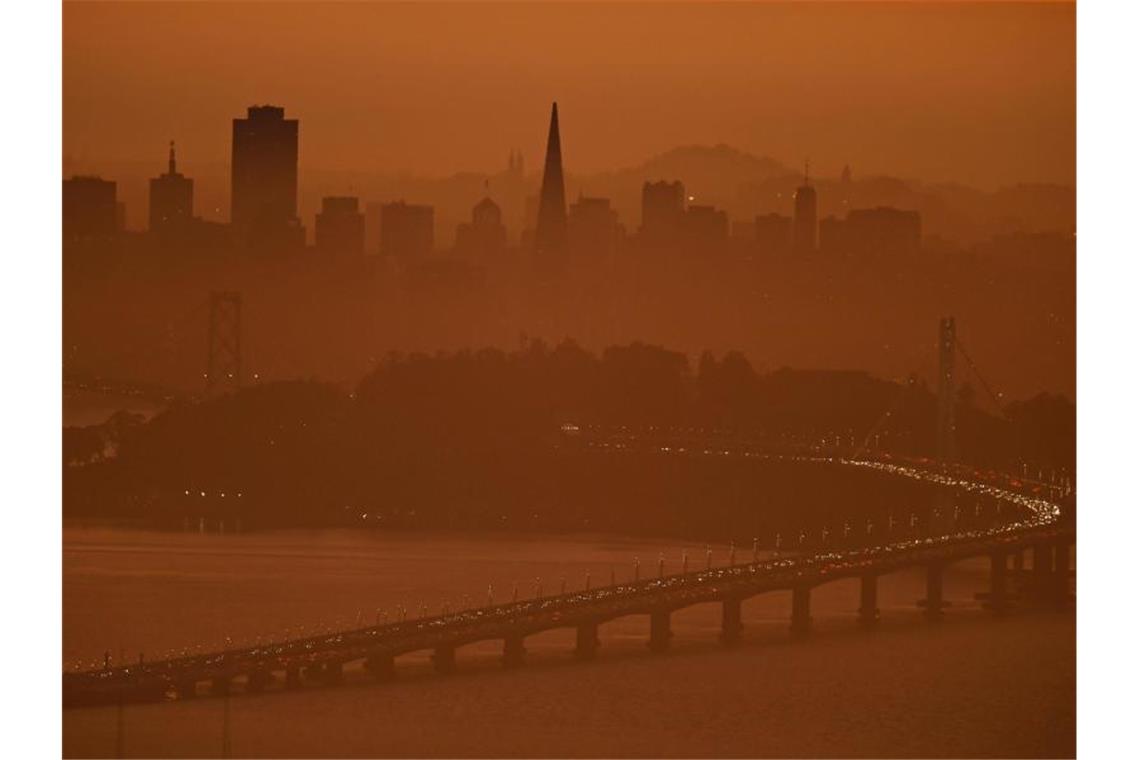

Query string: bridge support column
[791,585,811,638]
[648,610,672,653]
[575,621,600,660]
[322,661,343,685]
[920,562,945,621]
[246,670,272,694]
[1053,539,1072,605]
[364,653,395,681]
[176,680,198,700]
[432,646,456,674]
[503,635,526,668]
[858,574,879,627]
[1012,548,1025,573]
[720,598,743,645]
[984,551,1010,614]
[284,666,302,689]
[1030,543,1052,600]
[210,677,231,696]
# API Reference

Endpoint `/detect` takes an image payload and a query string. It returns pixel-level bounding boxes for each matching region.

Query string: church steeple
[534,102,567,259]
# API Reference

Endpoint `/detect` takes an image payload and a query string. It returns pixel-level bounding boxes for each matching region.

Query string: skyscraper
[230,105,302,249]
[682,205,729,252]
[148,141,193,233]
[315,196,365,257]
[792,161,818,254]
[568,196,621,260]
[380,201,434,259]
[533,102,567,261]
[640,180,686,244]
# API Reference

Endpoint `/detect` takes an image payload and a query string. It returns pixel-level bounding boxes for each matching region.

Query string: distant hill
[615,144,791,189]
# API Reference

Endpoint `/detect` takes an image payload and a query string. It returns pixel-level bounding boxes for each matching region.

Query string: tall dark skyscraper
[533,102,567,261]
[231,105,302,248]
[640,180,686,244]
[793,161,818,254]
[148,141,193,233]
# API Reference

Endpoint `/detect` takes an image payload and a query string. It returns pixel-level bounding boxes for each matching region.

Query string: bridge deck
[62,458,1073,707]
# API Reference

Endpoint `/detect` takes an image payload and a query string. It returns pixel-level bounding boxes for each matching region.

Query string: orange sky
[64,1,1074,189]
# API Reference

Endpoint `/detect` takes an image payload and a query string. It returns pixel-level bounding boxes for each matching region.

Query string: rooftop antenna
[168,140,176,175]
[804,158,811,185]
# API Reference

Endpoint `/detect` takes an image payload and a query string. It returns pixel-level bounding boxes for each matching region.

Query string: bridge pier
[791,585,811,638]
[575,621,600,660]
[432,646,457,674]
[209,676,231,696]
[648,609,672,653]
[1053,539,1072,605]
[503,635,526,668]
[1030,542,1052,600]
[983,550,1010,614]
[364,653,395,681]
[245,669,272,694]
[720,598,743,645]
[284,666,302,689]
[175,680,198,700]
[858,573,879,627]
[920,562,946,621]
[321,661,343,685]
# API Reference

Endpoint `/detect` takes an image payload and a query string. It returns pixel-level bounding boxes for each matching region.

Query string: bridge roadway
[62,457,1074,708]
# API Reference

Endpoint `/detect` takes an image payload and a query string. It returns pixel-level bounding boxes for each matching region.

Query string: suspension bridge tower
[206,291,242,396]
[937,316,956,464]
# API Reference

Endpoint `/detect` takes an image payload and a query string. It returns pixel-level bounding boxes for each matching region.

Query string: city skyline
[65,98,1071,249]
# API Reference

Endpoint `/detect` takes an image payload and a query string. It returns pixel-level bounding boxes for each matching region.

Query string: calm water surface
[63,526,1075,758]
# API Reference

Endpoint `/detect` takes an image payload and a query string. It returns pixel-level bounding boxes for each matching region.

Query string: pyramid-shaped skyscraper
[534,102,567,261]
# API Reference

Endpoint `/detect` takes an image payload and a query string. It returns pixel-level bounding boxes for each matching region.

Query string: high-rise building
[63,176,117,241]
[455,195,508,258]
[381,201,434,259]
[682,205,729,251]
[568,196,621,259]
[148,141,193,233]
[230,105,302,248]
[315,196,365,257]
[640,180,686,243]
[534,102,567,261]
[792,161,818,254]
[755,212,792,256]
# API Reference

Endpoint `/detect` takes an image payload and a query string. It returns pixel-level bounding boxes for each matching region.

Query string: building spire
[534,101,567,259]
[168,140,177,175]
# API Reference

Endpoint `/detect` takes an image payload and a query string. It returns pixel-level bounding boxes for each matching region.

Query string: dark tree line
[64,340,1074,537]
